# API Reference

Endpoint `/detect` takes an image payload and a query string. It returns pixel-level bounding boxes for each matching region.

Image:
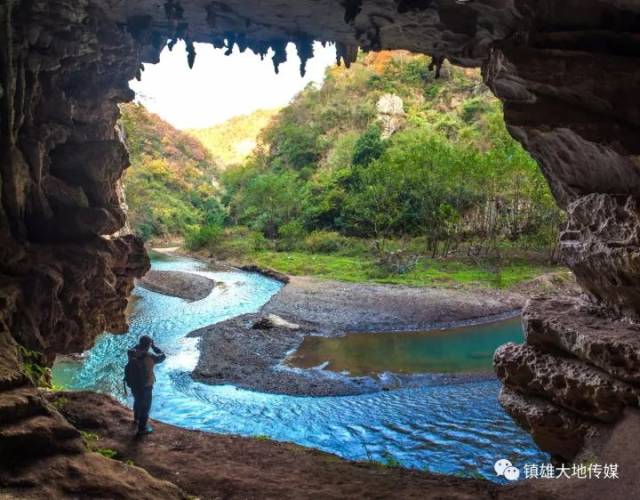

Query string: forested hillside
[120,103,224,240]
[195,51,562,277]
[188,109,279,168]
[123,50,564,287]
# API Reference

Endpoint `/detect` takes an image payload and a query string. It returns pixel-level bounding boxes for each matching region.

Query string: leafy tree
[352,124,385,167]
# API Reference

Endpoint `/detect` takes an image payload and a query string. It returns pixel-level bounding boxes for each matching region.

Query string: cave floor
[49,391,506,499]
[0,387,629,499]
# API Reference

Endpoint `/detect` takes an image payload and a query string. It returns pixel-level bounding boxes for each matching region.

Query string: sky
[129,41,337,130]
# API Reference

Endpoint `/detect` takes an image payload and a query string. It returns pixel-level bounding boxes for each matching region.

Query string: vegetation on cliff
[120,103,224,240]
[187,109,279,168]
[123,51,564,286]
[219,52,560,251]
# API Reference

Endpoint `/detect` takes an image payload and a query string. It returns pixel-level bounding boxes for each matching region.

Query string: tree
[352,124,385,167]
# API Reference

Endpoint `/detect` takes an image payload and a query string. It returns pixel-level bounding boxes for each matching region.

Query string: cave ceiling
[101,0,519,68]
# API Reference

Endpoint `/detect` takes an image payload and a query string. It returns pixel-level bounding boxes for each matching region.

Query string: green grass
[248,250,561,289]
[96,448,119,459]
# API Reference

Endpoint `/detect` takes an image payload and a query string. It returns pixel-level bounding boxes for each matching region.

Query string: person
[125,335,166,436]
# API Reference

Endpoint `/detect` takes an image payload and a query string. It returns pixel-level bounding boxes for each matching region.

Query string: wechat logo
[495,459,520,481]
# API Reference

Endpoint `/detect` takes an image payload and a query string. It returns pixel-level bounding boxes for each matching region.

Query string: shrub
[352,124,385,167]
[203,226,270,260]
[184,223,223,250]
[303,231,347,254]
[278,220,306,251]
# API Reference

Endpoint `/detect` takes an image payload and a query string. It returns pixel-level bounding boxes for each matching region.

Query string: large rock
[139,270,215,302]
[498,386,598,461]
[524,296,640,384]
[494,342,638,422]
[377,94,405,138]
[560,194,640,320]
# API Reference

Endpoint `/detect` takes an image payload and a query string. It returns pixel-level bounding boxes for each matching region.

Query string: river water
[52,253,548,481]
[287,318,524,375]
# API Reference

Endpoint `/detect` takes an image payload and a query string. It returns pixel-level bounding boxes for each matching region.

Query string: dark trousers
[132,386,153,431]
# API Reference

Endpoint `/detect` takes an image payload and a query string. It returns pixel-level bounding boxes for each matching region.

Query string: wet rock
[494,343,638,423]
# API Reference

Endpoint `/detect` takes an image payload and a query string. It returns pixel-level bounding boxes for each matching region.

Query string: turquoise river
[52,253,548,482]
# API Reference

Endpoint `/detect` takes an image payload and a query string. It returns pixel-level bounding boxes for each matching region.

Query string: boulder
[494,342,638,422]
[524,296,640,384]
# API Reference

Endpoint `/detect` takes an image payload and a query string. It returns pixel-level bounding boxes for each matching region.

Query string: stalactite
[336,42,358,68]
[186,39,196,69]
[296,37,314,77]
[270,39,288,74]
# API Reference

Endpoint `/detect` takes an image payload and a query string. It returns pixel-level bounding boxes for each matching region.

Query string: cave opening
[2,0,640,497]
[49,33,561,480]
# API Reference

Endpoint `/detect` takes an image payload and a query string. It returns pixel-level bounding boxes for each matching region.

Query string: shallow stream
[52,253,548,481]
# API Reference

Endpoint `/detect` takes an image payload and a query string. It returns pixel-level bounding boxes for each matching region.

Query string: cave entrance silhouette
[2,1,639,498]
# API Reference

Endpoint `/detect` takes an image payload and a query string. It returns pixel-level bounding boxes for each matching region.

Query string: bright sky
[129,41,337,130]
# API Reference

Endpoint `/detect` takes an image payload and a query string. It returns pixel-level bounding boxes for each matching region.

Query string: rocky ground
[44,391,502,500]
[42,390,639,500]
[191,275,539,396]
[138,270,216,302]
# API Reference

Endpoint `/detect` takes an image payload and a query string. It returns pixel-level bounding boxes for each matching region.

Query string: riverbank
[191,275,534,396]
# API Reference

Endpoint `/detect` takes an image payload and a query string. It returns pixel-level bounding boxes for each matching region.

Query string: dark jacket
[127,346,166,387]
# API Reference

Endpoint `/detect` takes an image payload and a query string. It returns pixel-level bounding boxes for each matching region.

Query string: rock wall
[485,1,640,461]
[0,1,161,494]
[1,0,639,494]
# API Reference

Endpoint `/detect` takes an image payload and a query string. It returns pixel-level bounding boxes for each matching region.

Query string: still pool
[286,319,523,375]
[52,253,548,481]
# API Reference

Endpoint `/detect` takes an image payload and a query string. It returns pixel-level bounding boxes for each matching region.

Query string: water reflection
[287,319,523,375]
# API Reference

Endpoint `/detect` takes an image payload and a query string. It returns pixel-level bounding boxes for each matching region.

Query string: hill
[220,50,561,256]
[120,103,224,240]
[187,109,279,168]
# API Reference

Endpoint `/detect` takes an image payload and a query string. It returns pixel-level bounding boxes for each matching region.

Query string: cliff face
[1,0,639,495]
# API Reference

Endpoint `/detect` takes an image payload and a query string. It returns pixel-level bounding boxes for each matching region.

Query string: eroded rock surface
[495,342,638,422]
[498,386,599,461]
[524,296,640,384]
[494,295,640,460]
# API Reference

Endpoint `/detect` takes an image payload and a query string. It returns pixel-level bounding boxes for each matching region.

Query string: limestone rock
[376,94,405,139]
[494,342,638,423]
[498,386,598,461]
[524,296,640,384]
[561,194,640,320]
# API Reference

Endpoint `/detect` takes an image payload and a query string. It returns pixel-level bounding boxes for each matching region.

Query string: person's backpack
[123,352,146,394]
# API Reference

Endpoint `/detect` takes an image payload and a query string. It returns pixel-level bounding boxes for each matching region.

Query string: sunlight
[129,40,337,129]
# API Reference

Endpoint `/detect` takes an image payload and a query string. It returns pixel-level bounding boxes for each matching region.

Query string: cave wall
[1,0,639,490]
[0,1,158,489]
